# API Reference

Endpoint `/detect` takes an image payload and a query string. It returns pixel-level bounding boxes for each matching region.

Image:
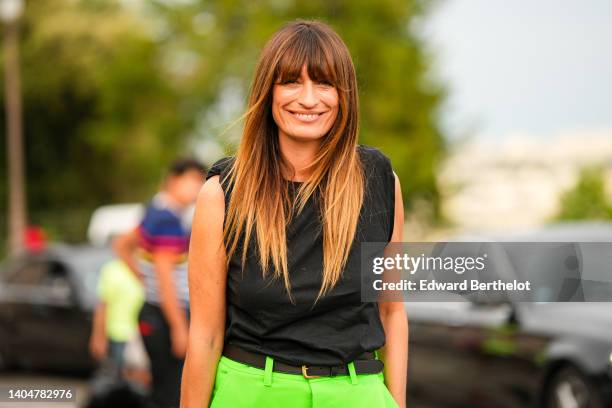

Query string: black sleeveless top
[206,145,395,366]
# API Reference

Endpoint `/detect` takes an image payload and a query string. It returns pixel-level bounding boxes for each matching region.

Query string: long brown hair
[224,20,364,301]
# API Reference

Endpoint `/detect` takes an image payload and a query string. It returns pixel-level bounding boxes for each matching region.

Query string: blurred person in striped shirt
[114,158,205,408]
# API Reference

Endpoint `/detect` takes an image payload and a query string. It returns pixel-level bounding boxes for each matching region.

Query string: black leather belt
[222,344,384,378]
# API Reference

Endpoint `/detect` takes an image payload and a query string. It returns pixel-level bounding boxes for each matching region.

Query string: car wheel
[546,366,603,408]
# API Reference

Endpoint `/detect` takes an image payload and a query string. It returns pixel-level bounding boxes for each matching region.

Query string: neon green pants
[209,355,399,407]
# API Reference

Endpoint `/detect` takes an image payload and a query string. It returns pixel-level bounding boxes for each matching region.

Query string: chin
[286,131,328,142]
[283,123,331,141]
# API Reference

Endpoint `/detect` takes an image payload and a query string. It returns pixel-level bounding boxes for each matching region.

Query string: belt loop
[347,361,358,385]
[263,356,274,387]
[374,349,380,360]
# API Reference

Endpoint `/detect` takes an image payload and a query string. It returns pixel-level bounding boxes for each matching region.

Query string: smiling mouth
[287,110,327,123]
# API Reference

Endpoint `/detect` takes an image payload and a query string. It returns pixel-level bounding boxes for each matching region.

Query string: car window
[5,260,72,295]
[45,262,73,297]
[65,250,114,302]
[6,261,51,286]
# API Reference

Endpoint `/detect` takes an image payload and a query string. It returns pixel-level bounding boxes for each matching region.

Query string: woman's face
[272,65,339,142]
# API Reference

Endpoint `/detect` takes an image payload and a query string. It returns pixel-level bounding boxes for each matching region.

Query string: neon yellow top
[96,259,144,342]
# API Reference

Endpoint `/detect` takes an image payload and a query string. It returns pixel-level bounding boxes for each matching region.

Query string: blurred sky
[421,0,612,141]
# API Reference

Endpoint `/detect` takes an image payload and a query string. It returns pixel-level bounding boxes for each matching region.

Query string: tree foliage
[149,0,446,216]
[1,0,446,245]
[555,166,612,221]
[0,0,187,240]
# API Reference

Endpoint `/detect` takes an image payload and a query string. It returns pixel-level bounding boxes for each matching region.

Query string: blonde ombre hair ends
[224,20,364,301]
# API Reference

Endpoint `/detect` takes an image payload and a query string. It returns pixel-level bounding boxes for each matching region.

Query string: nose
[297,80,318,108]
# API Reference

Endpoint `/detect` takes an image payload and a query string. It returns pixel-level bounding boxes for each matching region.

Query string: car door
[454,299,550,408]
[407,300,484,408]
[2,258,90,371]
[407,297,546,408]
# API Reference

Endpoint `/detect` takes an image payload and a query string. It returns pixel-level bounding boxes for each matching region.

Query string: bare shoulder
[196,176,225,208]
[192,176,226,231]
[393,172,401,186]
[392,172,404,242]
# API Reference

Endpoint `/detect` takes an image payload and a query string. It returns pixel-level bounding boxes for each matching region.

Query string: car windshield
[502,242,612,302]
[62,247,115,302]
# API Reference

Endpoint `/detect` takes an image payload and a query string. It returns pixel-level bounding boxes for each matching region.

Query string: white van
[86,204,145,247]
[86,202,196,247]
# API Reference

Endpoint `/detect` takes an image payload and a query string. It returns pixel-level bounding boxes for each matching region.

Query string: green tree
[1,0,446,249]
[555,166,612,221]
[0,0,188,242]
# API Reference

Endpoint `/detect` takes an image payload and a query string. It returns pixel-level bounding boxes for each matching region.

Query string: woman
[181,20,408,408]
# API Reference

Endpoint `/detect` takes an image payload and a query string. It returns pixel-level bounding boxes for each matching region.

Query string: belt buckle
[301,365,321,379]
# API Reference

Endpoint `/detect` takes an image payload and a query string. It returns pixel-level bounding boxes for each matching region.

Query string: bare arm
[153,250,189,358]
[112,228,143,282]
[379,173,409,408]
[89,303,107,360]
[114,217,188,357]
[180,175,228,408]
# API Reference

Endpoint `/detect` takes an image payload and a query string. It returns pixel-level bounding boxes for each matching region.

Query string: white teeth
[293,112,320,121]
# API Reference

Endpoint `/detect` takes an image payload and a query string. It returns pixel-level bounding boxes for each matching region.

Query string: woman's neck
[278,132,321,182]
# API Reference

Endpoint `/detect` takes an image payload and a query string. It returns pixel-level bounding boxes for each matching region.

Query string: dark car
[0,243,113,374]
[406,222,612,408]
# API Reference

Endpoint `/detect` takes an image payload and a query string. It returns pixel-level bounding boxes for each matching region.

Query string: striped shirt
[136,192,191,307]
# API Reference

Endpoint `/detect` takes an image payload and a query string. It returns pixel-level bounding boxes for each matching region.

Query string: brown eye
[281,78,299,85]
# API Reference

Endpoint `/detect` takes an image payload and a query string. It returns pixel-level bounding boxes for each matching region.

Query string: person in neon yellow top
[89,258,145,373]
